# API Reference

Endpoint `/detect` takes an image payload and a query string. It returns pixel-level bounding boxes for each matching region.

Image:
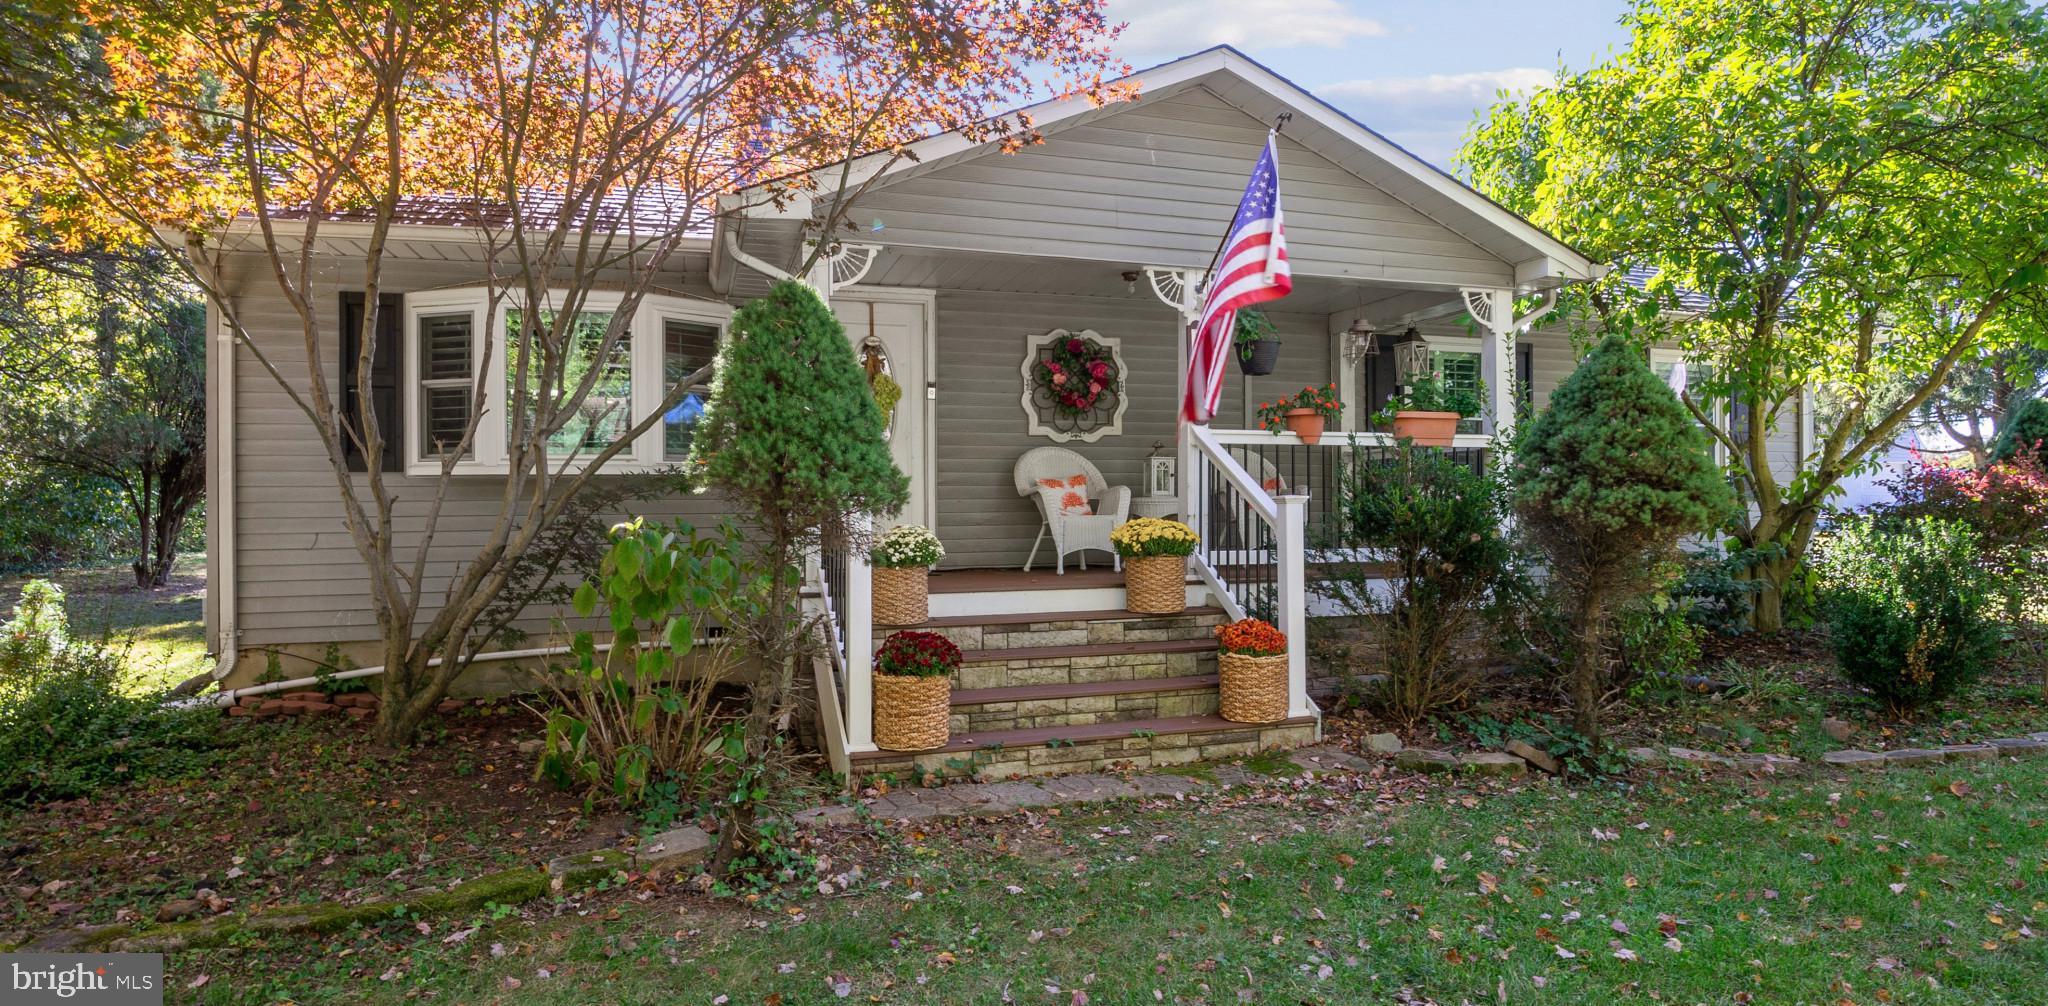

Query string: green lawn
[0,551,208,692]
[169,755,2048,1005]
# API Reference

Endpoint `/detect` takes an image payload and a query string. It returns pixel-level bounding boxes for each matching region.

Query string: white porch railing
[1183,423,1316,721]
[813,514,875,756]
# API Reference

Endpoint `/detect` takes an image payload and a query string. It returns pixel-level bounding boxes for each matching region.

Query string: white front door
[838,293,933,532]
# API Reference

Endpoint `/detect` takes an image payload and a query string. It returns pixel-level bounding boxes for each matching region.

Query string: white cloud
[1108,0,1388,62]
[1317,67,1553,168]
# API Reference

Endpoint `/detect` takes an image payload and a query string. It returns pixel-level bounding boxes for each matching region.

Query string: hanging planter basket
[1236,339,1281,376]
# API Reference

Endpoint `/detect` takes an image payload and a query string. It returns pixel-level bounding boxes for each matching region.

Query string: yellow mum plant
[1111,517,1197,558]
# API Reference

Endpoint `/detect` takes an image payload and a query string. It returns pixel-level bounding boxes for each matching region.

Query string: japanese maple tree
[0,0,1129,744]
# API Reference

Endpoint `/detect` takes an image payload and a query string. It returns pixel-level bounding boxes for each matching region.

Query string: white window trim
[403,287,732,476]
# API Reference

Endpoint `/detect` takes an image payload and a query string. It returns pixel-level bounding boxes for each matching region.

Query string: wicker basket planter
[872,565,929,625]
[1123,555,1187,614]
[1217,651,1289,723]
[873,672,950,751]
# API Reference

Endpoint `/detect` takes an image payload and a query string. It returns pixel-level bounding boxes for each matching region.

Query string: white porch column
[1143,268,1204,521]
[1274,493,1314,721]
[1463,287,1518,442]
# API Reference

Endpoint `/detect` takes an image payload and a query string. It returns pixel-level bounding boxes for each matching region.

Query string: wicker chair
[1013,447,1133,574]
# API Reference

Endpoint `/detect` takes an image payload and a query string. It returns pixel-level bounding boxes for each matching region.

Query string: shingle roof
[1619,264,1712,314]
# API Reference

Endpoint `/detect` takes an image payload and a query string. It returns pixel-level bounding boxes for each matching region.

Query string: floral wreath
[1032,335,1120,417]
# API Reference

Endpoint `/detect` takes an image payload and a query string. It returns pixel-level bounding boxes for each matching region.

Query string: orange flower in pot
[1256,383,1343,446]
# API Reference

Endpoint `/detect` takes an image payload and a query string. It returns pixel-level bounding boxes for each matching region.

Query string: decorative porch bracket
[1142,265,1201,314]
[1458,287,1557,441]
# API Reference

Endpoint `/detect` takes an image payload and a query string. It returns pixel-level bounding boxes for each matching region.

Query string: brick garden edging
[223,690,475,722]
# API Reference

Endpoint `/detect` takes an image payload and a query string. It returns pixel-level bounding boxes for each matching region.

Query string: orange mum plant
[1213,618,1286,657]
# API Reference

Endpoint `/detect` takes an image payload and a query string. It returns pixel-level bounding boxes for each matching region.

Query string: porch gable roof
[722,46,1603,291]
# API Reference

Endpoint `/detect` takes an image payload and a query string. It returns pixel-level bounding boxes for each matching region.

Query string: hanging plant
[870,370,902,427]
[1234,310,1280,376]
[1031,334,1120,417]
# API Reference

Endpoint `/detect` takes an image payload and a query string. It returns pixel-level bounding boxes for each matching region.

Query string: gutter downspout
[200,247,239,684]
[722,225,796,285]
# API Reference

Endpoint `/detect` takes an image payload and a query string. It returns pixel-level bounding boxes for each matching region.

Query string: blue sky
[1107,0,1632,170]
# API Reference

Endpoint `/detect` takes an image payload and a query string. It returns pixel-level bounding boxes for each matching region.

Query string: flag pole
[1196,112,1292,286]
[1182,112,1292,427]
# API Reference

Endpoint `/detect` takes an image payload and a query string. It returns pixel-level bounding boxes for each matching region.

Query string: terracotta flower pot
[1390,410,1459,448]
[1284,408,1325,446]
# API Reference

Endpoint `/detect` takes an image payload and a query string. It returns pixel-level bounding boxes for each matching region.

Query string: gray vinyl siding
[928,288,1326,569]
[1521,324,1805,487]
[850,87,1515,289]
[218,252,733,648]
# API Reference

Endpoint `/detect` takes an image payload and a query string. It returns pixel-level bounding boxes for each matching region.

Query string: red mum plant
[875,630,962,678]
[1214,618,1287,657]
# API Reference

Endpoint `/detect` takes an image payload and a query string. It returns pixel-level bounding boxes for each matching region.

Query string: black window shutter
[339,292,403,473]
[1516,341,1535,419]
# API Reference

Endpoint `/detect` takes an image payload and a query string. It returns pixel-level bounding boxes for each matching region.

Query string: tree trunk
[1569,584,1607,744]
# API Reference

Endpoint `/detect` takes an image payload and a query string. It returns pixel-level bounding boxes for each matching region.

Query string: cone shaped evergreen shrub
[1513,335,1731,741]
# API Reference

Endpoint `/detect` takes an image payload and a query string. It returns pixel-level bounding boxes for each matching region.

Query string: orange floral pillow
[1036,474,1090,490]
[1034,483,1094,517]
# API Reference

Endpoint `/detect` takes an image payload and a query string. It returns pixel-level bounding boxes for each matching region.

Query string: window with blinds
[416,313,474,458]
[1433,349,1483,433]
[663,318,720,460]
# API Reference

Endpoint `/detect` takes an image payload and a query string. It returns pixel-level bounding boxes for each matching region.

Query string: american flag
[1182,135,1292,423]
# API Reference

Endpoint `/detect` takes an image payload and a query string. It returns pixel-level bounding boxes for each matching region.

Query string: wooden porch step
[960,637,1215,665]
[887,606,1225,629]
[951,674,1217,707]
[849,713,1318,762]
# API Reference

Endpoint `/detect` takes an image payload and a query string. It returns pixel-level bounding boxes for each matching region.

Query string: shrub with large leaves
[1513,335,1731,742]
[1816,516,2002,712]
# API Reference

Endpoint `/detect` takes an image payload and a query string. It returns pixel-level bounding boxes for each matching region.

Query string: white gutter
[721,225,796,284]
[171,638,716,710]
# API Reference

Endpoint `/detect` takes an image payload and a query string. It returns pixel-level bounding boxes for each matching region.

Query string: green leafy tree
[690,280,906,868]
[1464,0,2048,631]
[0,242,205,586]
[1513,336,1731,743]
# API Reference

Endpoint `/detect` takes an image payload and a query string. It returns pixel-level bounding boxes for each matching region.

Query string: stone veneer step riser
[953,648,1216,691]
[878,611,1226,654]
[951,687,1220,734]
[860,722,1317,779]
